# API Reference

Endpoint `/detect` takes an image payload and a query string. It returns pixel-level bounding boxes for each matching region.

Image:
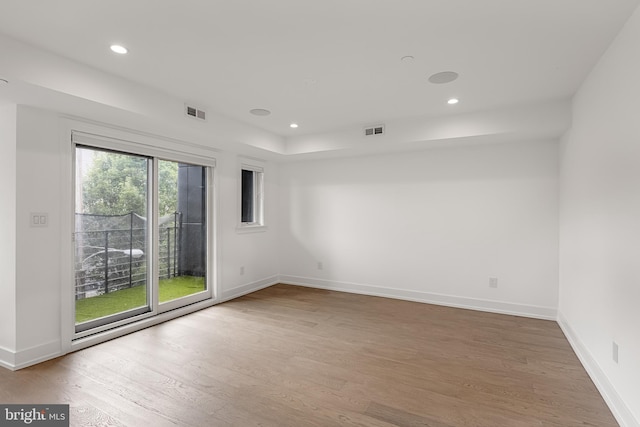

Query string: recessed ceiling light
[447,98,459,105]
[290,123,299,129]
[401,55,415,62]
[250,108,271,116]
[110,44,128,54]
[428,71,459,84]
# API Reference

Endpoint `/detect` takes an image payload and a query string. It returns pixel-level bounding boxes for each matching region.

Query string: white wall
[559,5,640,426]
[0,105,17,364]
[279,139,559,318]
[15,106,62,363]
[217,154,280,300]
[3,105,280,369]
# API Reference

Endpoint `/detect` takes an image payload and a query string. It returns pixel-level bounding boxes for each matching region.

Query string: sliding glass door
[73,138,213,335]
[74,147,151,332]
[157,160,208,310]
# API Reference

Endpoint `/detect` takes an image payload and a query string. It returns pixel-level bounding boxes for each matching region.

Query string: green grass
[75,275,205,324]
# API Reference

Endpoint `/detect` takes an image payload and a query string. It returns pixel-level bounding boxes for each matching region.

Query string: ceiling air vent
[364,124,385,136]
[185,104,207,121]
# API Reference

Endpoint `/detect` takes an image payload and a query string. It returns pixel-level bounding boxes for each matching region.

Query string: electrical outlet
[317,261,323,270]
[240,266,245,276]
[489,277,498,288]
[612,341,619,364]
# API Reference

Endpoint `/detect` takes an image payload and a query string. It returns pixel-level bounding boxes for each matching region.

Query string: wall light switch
[489,277,498,288]
[613,341,619,364]
[30,212,49,228]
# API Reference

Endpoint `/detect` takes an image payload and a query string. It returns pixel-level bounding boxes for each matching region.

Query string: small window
[240,165,264,226]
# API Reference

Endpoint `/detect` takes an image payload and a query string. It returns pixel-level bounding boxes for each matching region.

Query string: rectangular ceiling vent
[364,124,385,136]
[185,104,207,121]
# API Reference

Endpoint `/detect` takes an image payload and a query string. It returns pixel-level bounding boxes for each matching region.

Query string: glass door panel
[158,160,208,306]
[74,146,151,332]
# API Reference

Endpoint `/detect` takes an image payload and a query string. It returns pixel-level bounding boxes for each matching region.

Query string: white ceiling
[0,0,638,137]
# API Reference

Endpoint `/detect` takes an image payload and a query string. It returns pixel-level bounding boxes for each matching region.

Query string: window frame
[238,161,266,231]
[69,129,217,340]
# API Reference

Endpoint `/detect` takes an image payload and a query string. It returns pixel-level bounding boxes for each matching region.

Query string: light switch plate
[30,212,49,227]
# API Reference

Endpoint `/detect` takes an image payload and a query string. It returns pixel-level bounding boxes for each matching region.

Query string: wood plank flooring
[0,284,618,426]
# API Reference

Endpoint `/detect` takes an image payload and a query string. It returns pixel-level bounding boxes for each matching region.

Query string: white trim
[239,163,264,173]
[557,312,639,427]
[60,114,221,159]
[221,276,279,302]
[0,340,61,371]
[59,123,75,355]
[237,157,266,229]
[279,275,557,320]
[235,225,268,234]
[14,340,62,370]
[72,130,217,167]
[150,157,160,316]
[0,345,15,370]
[211,164,221,301]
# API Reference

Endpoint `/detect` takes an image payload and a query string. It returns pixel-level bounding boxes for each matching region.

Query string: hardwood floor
[0,284,617,426]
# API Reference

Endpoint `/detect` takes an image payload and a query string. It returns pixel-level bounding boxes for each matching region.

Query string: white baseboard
[557,312,639,427]
[0,340,61,371]
[279,275,557,320]
[14,340,61,370]
[0,345,16,370]
[221,275,280,302]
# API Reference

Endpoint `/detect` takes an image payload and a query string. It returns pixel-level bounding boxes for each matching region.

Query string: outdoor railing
[74,223,181,300]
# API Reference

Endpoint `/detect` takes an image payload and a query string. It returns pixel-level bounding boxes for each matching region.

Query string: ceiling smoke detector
[428,71,459,84]
[250,108,271,116]
[364,124,385,136]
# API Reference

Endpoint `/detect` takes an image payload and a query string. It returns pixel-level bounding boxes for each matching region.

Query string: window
[240,165,264,227]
